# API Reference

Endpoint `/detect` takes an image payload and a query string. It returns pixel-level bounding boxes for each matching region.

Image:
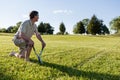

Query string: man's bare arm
[35,32,46,49]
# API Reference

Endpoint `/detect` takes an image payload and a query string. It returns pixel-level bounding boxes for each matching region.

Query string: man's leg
[9,48,26,58]
[9,51,19,57]
[18,48,26,58]
[10,39,27,58]
[25,46,32,61]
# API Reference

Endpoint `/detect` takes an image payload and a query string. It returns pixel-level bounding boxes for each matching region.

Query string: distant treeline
[0,14,120,35]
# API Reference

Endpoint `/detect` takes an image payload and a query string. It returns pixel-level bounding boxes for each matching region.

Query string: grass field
[0,33,120,80]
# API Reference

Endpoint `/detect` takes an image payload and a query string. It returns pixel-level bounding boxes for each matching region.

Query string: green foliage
[0,34,120,80]
[87,15,102,35]
[13,22,22,33]
[59,22,66,35]
[38,22,54,35]
[82,18,90,27]
[6,22,22,33]
[44,23,54,34]
[6,26,13,33]
[101,25,110,34]
[0,28,7,33]
[73,21,85,34]
[38,22,46,34]
[73,16,110,35]
[110,16,120,33]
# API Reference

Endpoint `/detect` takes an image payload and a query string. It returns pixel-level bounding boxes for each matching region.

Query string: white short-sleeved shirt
[15,20,38,38]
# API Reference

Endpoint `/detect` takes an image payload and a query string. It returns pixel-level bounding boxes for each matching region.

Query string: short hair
[29,11,39,19]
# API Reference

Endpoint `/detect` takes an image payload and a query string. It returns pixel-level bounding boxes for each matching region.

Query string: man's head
[29,11,39,22]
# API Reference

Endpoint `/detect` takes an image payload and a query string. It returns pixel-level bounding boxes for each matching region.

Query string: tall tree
[59,22,66,35]
[101,25,110,34]
[82,18,90,34]
[12,21,22,33]
[82,18,90,27]
[38,22,54,34]
[73,21,85,34]
[110,16,120,33]
[44,23,54,34]
[87,15,101,35]
[6,26,13,33]
[38,22,46,34]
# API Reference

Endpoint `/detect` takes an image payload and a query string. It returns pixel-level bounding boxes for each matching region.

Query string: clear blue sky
[0,0,120,34]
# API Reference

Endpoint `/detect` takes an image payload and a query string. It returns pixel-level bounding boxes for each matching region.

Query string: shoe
[9,51,15,57]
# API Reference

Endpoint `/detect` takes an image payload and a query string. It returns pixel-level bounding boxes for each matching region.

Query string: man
[9,11,46,62]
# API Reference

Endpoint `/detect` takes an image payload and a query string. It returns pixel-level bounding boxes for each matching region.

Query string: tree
[38,22,46,34]
[6,26,13,33]
[1,21,22,33]
[10,21,22,33]
[73,25,77,34]
[82,18,90,34]
[87,15,101,35]
[0,28,7,33]
[44,23,54,34]
[11,26,18,33]
[82,18,90,27]
[59,22,66,35]
[73,21,85,34]
[14,22,22,33]
[101,25,110,34]
[38,22,54,35]
[110,16,120,33]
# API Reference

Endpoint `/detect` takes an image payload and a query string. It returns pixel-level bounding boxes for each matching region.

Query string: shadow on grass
[30,59,120,80]
[0,72,14,80]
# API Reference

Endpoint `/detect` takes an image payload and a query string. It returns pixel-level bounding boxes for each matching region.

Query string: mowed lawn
[0,33,120,80]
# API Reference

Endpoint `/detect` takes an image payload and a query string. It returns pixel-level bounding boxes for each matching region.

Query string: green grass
[0,33,120,80]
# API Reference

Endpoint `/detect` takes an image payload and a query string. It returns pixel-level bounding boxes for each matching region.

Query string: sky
[0,0,120,34]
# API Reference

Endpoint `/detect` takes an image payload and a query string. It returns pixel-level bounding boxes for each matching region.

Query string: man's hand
[41,41,46,50]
